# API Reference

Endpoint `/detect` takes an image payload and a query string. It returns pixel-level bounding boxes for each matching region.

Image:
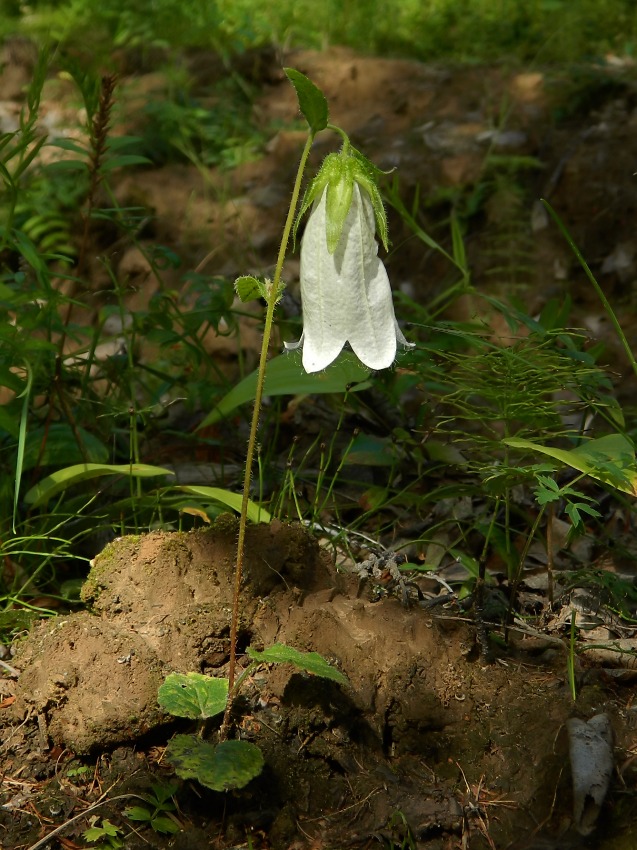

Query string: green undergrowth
[0,43,635,850]
[157,645,347,792]
[0,47,635,643]
[4,0,637,65]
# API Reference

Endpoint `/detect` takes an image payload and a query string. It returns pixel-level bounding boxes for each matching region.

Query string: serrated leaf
[247,644,348,685]
[166,734,264,791]
[235,275,265,302]
[284,68,328,134]
[198,351,371,427]
[24,462,174,507]
[83,827,106,842]
[178,486,270,524]
[158,672,228,720]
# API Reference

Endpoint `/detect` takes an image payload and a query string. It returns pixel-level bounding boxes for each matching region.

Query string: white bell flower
[287,167,413,373]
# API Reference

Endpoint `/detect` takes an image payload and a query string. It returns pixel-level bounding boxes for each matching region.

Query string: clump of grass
[0,55,249,620]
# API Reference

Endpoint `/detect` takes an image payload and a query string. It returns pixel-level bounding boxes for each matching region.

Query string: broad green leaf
[503,434,637,496]
[0,282,21,303]
[178,486,270,524]
[166,734,264,792]
[247,644,348,685]
[101,820,120,837]
[199,351,371,427]
[284,68,328,134]
[0,368,26,394]
[21,424,109,470]
[150,781,179,804]
[124,806,153,822]
[84,826,110,842]
[12,229,46,272]
[343,434,395,466]
[0,404,19,438]
[149,816,180,835]
[235,275,265,302]
[158,672,228,720]
[24,463,174,507]
[449,548,480,578]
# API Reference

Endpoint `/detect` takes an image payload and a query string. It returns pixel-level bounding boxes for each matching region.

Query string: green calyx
[295,143,389,254]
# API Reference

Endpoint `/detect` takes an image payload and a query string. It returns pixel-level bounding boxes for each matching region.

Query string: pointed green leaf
[247,643,348,685]
[178,486,270,523]
[83,827,106,842]
[124,806,153,822]
[24,463,174,507]
[106,135,146,151]
[235,275,265,302]
[503,434,637,496]
[166,734,264,792]
[284,68,328,134]
[101,819,120,836]
[179,485,272,523]
[150,780,179,803]
[158,672,228,720]
[101,154,152,170]
[50,137,89,155]
[199,351,371,427]
[150,816,180,834]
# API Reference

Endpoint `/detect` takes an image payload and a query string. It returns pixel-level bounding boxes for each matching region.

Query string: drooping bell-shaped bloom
[286,147,413,373]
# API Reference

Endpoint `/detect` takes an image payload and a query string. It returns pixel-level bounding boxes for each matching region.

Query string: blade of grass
[542,199,637,380]
[13,362,33,532]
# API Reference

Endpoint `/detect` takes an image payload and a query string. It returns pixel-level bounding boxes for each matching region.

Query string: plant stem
[504,503,546,642]
[542,198,637,380]
[221,132,314,736]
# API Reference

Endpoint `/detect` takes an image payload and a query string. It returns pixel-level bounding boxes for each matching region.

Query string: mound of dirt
[4,516,634,848]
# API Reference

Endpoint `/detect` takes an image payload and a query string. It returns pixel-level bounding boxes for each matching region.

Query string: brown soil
[2,518,637,850]
[2,45,637,850]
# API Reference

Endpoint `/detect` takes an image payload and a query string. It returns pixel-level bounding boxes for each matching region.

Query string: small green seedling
[83,818,124,849]
[158,643,347,792]
[386,810,418,850]
[124,781,181,835]
[66,764,92,780]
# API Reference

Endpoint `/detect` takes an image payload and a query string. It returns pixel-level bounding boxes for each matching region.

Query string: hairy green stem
[221,132,315,735]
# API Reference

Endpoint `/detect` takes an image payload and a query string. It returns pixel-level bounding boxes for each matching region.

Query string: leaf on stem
[165,734,264,792]
[199,351,371,427]
[158,672,229,719]
[503,434,637,496]
[247,643,348,685]
[284,68,329,134]
[24,462,174,507]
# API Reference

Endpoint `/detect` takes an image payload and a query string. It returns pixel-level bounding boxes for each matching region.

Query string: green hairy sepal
[294,143,389,253]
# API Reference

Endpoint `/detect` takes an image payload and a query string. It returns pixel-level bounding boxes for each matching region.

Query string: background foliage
[1,0,637,63]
